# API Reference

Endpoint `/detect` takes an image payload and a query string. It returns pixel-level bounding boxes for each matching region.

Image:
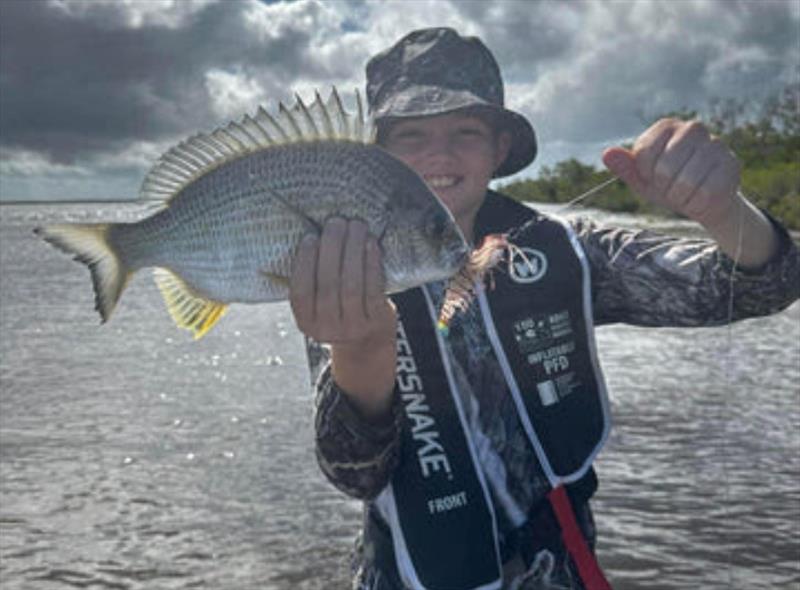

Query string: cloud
[470,0,799,164]
[205,67,268,120]
[0,146,92,178]
[2,0,231,163]
[1,0,797,200]
[46,0,218,30]
[0,1,351,157]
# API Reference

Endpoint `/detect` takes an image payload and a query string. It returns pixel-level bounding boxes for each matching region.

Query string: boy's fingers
[632,119,676,189]
[663,139,717,209]
[315,218,347,320]
[364,236,387,319]
[653,121,707,198]
[289,233,319,327]
[602,147,646,195]
[340,220,369,321]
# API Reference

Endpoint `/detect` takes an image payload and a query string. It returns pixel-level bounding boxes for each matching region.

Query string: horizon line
[0,198,161,205]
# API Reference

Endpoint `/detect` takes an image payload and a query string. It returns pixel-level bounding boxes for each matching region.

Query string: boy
[289,28,798,589]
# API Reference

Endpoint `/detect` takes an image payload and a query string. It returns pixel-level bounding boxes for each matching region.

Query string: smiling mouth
[425,175,461,189]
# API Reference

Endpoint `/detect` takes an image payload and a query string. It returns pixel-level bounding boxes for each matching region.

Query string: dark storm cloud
[468,0,798,150]
[0,0,797,199]
[0,0,345,165]
[451,0,582,77]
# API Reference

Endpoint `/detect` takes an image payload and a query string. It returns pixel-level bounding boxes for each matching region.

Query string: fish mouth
[424,174,463,190]
[446,238,471,270]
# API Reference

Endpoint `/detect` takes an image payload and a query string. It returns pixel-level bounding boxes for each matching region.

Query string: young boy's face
[383,112,511,240]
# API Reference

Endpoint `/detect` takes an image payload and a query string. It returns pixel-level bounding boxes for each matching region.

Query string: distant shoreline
[0,199,157,205]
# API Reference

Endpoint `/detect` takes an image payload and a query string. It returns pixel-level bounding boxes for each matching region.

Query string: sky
[0,0,797,201]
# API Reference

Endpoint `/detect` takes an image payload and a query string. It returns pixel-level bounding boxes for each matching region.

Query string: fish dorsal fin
[139,88,375,202]
[153,268,228,339]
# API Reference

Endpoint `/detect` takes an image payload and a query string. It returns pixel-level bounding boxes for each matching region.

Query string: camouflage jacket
[307,192,800,590]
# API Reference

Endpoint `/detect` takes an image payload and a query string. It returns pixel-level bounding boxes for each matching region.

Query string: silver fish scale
[110,141,454,303]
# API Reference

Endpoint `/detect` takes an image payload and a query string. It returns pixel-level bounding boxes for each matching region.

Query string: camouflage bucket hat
[366,27,537,178]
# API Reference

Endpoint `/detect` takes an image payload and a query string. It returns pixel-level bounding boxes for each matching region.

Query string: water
[1,203,798,590]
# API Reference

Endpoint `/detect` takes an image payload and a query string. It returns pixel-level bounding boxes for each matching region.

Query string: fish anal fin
[153,268,228,339]
[193,301,228,340]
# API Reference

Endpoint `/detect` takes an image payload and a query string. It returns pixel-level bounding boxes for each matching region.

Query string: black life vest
[374,199,611,590]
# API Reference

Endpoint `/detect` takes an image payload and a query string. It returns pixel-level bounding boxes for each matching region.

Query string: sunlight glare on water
[1,203,798,589]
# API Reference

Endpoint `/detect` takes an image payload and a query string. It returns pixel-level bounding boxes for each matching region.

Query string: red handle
[548,485,612,590]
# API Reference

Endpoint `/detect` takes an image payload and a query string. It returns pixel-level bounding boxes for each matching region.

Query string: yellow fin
[153,268,228,339]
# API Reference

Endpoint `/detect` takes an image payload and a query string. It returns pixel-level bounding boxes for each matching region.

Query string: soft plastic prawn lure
[437,177,623,334]
[437,233,540,334]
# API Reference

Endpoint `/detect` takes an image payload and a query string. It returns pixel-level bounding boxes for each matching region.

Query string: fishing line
[548,175,745,586]
[721,191,745,588]
[499,176,621,248]
[555,176,620,214]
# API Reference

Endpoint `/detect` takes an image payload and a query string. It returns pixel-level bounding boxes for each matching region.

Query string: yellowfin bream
[35,89,469,338]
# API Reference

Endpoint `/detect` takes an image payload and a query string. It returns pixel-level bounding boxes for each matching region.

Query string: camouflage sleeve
[308,339,402,500]
[571,214,800,327]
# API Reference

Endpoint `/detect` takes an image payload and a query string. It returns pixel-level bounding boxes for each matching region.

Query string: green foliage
[498,84,800,230]
[498,158,670,217]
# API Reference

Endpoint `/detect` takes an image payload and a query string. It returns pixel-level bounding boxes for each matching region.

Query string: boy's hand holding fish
[290,217,397,420]
[603,118,779,268]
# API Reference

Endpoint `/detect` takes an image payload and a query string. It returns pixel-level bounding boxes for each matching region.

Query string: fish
[34,88,470,339]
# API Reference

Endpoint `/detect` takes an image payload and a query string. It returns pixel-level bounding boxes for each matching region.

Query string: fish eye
[426,211,448,237]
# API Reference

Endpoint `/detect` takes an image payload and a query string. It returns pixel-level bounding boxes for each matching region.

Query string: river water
[1,203,798,590]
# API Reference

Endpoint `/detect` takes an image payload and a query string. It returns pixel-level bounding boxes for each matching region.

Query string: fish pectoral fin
[263,186,322,234]
[153,268,228,340]
[261,270,290,289]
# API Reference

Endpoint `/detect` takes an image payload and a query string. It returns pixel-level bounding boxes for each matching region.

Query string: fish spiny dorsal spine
[139,88,373,204]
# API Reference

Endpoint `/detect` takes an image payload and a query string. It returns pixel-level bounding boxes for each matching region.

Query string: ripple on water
[2,204,798,589]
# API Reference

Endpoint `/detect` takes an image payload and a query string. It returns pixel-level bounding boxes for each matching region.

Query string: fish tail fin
[34,223,131,323]
[153,268,228,339]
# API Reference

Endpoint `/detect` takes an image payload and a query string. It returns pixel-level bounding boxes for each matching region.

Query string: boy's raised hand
[602,118,741,229]
[602,117,778,269]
